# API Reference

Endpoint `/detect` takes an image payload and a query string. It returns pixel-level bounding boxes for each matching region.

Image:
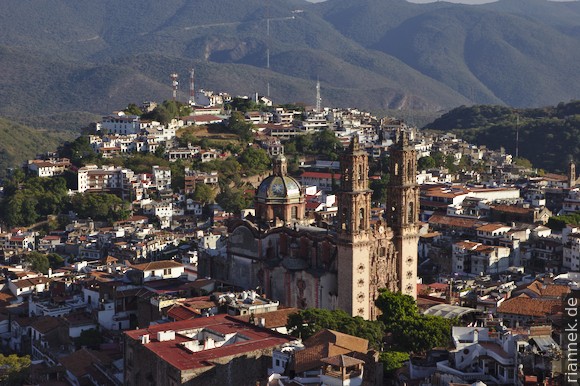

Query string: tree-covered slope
[424,101,580,172]
[0,118,75,178]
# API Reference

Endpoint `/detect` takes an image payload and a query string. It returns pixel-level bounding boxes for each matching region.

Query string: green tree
[375,289,418,325]
[227,97,260,112]
[170,161,186,192]
[312,129,342,160]
[47,253,65,269]
[380,351,410,373]
[375,290,453,353]
[24,252,50,274]
[58,135,98,166]
[74,328,103,349]
[239,147,271,175]
[124,103,143,116]
[370,176,389,203]
[286,308,384,349]
[418,156,436,170]
[431,151,446,168]
[216,185,252,214]
[192,184,217,204]
[154,144,166,159]
[69,193,130,222]
[0,354,31,385]
[547,212,580,230]
[513,157,533,169]
[228,111,254,143]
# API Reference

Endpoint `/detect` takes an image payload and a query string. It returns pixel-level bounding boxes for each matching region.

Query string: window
[164,269,172,275]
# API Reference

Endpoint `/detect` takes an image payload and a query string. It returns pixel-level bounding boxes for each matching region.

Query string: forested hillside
[0,118,75,178]
[424,100,580,172]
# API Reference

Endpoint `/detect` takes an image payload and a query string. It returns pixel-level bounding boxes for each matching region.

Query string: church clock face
[271,183,284,196]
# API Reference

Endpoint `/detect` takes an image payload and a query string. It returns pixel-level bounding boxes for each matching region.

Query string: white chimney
[141,334,150,344]
[259,318,266,328]
[157,330,176,342]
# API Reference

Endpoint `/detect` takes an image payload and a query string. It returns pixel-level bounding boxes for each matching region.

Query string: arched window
[407,160,413,180]
[359,208,365,230]
[358,164,363,181]
[291,206,298,219]
[408,202,414,224]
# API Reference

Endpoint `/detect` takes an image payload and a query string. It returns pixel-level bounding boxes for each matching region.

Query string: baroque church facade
[200,132,419,320]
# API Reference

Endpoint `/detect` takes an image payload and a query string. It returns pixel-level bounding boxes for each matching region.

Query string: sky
[307,0,577,3]
[407,0,576,3]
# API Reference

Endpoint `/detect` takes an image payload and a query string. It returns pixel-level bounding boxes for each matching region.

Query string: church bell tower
[337,136,373,319]
[386,131,420,298]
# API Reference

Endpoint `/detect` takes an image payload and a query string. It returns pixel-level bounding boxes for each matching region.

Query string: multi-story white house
[99,113,143,135]
[8,276,51,298]
[563,232,580,271]
[152,165,171,191]
[452,241,511,275]
[27,158,71,177]
[476,223,512,245]
[432,326,525,385]
[562,188,580,214]
[128,260,185,283]
[77,165,135,198]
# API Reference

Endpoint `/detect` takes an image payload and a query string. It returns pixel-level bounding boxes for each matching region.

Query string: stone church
[201,132,419,320]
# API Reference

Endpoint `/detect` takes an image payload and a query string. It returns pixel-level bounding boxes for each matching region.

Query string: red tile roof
[233,307,299,329]
[125,314,293,371]
[130,260,183,271]
[428,214,485,229]
[301,171,341,179]
[515,280,571,299]
[497,296,561,317]
[476,223,510,232]
[59,348,112,378]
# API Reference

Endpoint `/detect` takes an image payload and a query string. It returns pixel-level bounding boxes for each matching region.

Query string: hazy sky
[407,0,576,3]
[307,0,578,3]
[407,0,495,3]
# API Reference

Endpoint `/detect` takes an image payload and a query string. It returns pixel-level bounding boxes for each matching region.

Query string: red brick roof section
[497,296,562,317]
[129,260,183,271]
[125,314,294,371]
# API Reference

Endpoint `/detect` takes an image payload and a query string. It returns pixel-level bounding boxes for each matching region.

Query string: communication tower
[170,73,179,102]
[315,79,321,113]
[189,68,196,105]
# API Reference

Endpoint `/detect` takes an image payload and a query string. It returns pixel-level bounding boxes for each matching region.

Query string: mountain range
[0,0,579,123]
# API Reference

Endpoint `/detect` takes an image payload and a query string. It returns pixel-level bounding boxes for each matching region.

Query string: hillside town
[0,88,578,386]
